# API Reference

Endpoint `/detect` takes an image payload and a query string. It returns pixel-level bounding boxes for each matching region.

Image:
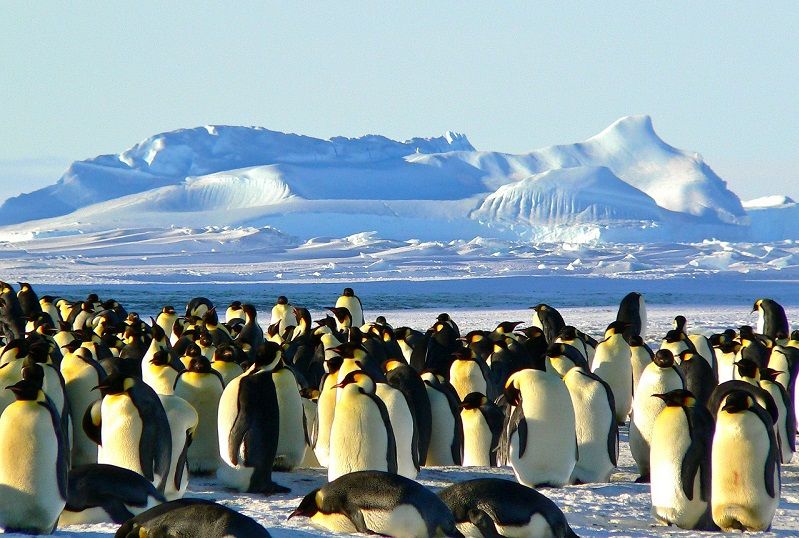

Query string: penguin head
[559,326,578,341]
[328,307,352,325]
[86,293,99,304]
[213,344,239,363]
[198,333,213,348]
[228,301,242,310]
[673,315,687,332]
[605,321,629,337]
[161,305,176,316]
[375,315,387,325]
[342,288,355,297]
[185,344,203,360]
[653,349,675,368]
[333,370,375,392]
[652,389,696,407]
[324,355,343,374]
[6,378,43,401]
[663,329,685,344]
[188,356,213,374]
[17,282,31,291]
[495,321,523,334]
[203,308,219,327]
[382,359,405,373]
[739,325,756,341]
[759,367,783,382]
[330,342,368,361]
[252,341,282,370]
[791,329,799,342]
[94,372,135,396]
[721,391,755,414]
[627,335,644,347]
[735,359,759,380]
[61,340,82,354]
[460,391,489,409]
[289,489,323,520]
[149,320,166,341]
[149,349,170,366]
[678,350,697,363]
[276,296,289,305]
[242,304,258,320]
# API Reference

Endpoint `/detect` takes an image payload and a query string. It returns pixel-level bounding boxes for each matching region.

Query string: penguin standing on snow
[385,359,432,466]
[439,478,579,538]
[421,371,463,466]
[217,342,289,494]
[460,392,504,467]
[711,391,780,532]
[649,389,715,531]
[0,377,68,535]
[336,287,364,328]
[290,470,460,538]
[591,321,633,424]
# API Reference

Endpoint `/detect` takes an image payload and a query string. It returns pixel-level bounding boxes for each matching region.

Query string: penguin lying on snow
[438,478,578,538]
[290,470,462,538]
[116,498,271,537]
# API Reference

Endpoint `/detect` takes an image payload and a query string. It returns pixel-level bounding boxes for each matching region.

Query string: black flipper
[174,429,193,490]
[82,398,103,445]
[39,397,68,499]
[468,508,503,538]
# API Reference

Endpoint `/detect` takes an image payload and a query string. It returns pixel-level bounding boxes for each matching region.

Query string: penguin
[225,301,245,324]
[713,330,741,384]
[84,372,172,493]
[298,387,321,468]
[185,297,214,319]
[143,349,183,396]
[677,349,716,406]
[313,356,342,468]
[156,393,198,501]
[629,335,654,394]
[544,342,589,377]
[424,319,461,376]
[629,349,685,481]
[711,390,780,532]
[217,341,289,494]
[760,367,795,464]
[172,356,225,474]
[616,291,646,340]
[269,295,293,334]
[0,377,68,535]
[591,321,633,424]
[649,389,715,531]
[59,464,166,525]
[235,303,264,356]
[420,371,463,466]
[439,478,579,538]
[16,281,41,319]
[116,498,271,538]
[394,326,426,369]
[328,306,353,333]
[376,376,419,479]
[270,357,307,472]
[328,370,397,481]
[40,295,61,326]
[289,470,460,538]
[737,326,770,368]
[562,366,618,483]
[449,349,492,402]
[754,298,790,341]
[336,287,365,328]
[210,343,244,385]
[384,359,432,466]
[460,391,504,467]
[502,368,576,487]
[0,281,25,340]
[178,343,204,370]
[530,303,565,344]
[555,325,590,362]
[61,344,105,466]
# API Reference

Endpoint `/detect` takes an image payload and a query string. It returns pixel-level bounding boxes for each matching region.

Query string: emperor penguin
[376,376,419,479]
[711,390,780,532]
[503,368,576,487]
[270,295,294,334]
[328,370,397,481]
[143,349,183,396]
[298,387,321,468]
[649,389,716,531]
[562,366,618,483]
[335,287,364,328]
[155,306,178,342]
[629,335,654,394]
[173,356,225,474]
[760,367,796,464]
[61,345,105,466]
[270,357,307,472]
[235,303,264,358]
[737,325,770,368]
[40,295,61,326]
[629,349,685,481]
[677,349,716,406]
[449,349,492,402]
[591,321,633,424]
[384,359,432,465]
[217,341,289,494]
[439,478,579,538]
[713,330,741,383]
[210,344,244,385]
[530,304,565,344]
[225,301,245,324]
[420,371,463,466]
[754,298,790,341]
[290,470,460,538]
[185,297,213,319]
[616,291,647,340]
[84,373,172,493]
[313,356,343,468]
[16,281,41,319]
[0,377,68,535]
[156,393,198,501]
[555,325,591,362]
[116,498,271,538]
[59,464,165,525]
[460,392,504,467]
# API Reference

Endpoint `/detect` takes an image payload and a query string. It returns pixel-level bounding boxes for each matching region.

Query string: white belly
[273,370,307,471]
[424,387,457,466]
[328,389,390,481]
[565,370,615,483]
[591,337,632,422]
[461,408,492,467]
[377,384,417,479]
[174,373,223,473]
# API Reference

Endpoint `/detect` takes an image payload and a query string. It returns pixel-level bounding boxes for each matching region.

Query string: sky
[1,2,797,203]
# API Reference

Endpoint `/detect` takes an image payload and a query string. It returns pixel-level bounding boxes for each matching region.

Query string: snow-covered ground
[3,303,799,537]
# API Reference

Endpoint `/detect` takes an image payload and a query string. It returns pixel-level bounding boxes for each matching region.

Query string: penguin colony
[0,280,794,535]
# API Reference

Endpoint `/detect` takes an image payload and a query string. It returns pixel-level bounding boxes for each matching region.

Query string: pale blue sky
[1,2,797,202]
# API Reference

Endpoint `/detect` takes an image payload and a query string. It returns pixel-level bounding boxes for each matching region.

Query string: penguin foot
[634,474,650,483]
[257,481,291,495]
